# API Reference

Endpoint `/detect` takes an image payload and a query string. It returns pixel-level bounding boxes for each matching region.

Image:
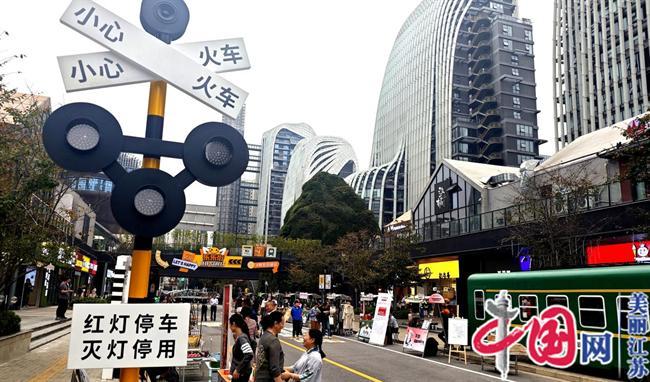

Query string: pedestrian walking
[201,301,208,322]
[281,329,326,382]
[210,295,218,321]
[229,314,254,382]
[254,311,285,382]
[241,306,258,351]
[308,305,320,331]
[55,276,73,320]
[290,300,303,339]
[319,303,330,338]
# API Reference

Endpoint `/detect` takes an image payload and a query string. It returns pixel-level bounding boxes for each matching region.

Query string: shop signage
[472,290,650,380]
[67,303,190,369]
[241,245,253,257]
[155,250,169,269]
[586,235,650,265]
[172,258,198,271]
[223,256,243,269]
[200,247,229,267]
[318,275,325,290]
[266,246,277,258]
[369,293,392,346]
[253,244,266,257]
[325,274,332,290]
[247,260,280,273]
[75,254,91,273]
[403,327,427,353]
[418,260,459,280]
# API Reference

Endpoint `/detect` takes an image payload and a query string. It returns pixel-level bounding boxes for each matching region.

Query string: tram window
[617,296,630,332]
[474,290,485,320]
[578,296,606,329]
[546,295,568,308]
[518,295,538,321]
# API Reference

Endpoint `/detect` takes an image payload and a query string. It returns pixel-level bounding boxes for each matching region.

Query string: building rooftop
[535,114,641,172]
[444,158,520,190]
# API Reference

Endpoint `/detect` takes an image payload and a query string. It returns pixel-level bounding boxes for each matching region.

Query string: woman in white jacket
[281,329,325,382]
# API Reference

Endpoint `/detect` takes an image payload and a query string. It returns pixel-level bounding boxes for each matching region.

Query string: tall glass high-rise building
[553,0,650,150]
[351,0,541,223]
[255,123,315,238]
[215,105,246,234]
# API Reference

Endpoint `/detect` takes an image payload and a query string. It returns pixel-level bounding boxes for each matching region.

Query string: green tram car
[467,265,650,379]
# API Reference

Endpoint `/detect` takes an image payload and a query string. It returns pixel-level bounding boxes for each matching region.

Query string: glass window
[525,30,533,41]
[474,290,485,320]
[502,24,513,37]
[517,124,533,137]
[517,154,535,165]
[519,295,538,321]
[525,44,533,55]
[513,111,522,120]
[517,139,534,152]
[503,39,512,50]
[617,296,630,332]
[578,296,606,329]
[513,83,520,94]
[513,97,521,107]
[546,295,569,308]
[511,54,519,65]
[512,68,519,76]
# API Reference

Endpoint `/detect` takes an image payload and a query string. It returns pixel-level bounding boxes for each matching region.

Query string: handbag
[328,316,334,326]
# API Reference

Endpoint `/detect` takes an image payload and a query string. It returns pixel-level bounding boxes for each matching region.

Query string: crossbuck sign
[59,0,249,119]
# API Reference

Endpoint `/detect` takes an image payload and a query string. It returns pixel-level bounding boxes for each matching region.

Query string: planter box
[0,330,32,363]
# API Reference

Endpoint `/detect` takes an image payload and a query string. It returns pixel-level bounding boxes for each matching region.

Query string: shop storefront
[416,257,459,302]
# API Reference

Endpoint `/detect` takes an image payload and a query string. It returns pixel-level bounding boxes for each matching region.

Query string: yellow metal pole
[120,80,167,382]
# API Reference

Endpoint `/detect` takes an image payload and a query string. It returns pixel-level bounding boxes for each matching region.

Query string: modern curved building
[363,0,542,220]
[255,123,316,238]
[281,136,358,225]
[346,146,405,227]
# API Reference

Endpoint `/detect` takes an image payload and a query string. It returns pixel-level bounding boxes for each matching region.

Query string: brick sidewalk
[0,333,104,382]
[15,306,64,330]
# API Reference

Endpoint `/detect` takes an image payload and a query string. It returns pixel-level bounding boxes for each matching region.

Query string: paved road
[196,311,552,382]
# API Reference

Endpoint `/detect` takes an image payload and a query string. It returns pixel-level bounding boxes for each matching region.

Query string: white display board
[58,38,250,92]
[68,303,190,369]
[60,0,247,119]
[448,318,468,346]
[369,293,392,346]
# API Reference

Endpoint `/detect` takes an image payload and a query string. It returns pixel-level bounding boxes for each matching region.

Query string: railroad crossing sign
[59,0,249,119]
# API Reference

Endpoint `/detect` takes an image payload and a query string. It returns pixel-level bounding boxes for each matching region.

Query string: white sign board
[448,318,468,346]
[68,303,190,369]
[60,0,248,119]
[369,292,392,346]
[241,245,253,257]
[58,38,250,92]
[172,258,198,271]
[325,274,332,290]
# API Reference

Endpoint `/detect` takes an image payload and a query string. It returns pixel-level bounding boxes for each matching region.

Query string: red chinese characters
[472,305,578,369]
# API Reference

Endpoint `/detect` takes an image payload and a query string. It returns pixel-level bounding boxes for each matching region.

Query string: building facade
[553,0,650,150]
[362,0,540,220]
[255,123,315,238]
[281,136,358,225]
[215,105,246,234]
[346,147,405,227]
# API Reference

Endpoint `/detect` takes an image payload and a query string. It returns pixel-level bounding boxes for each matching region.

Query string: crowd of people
[227,295,327,382]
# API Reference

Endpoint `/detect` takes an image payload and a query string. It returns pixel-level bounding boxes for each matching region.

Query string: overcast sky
[1,0,554,206]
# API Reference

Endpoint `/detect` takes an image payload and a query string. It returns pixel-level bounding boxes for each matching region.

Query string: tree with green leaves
[373,229,420,291]
[0,85,76,302]
[281,172,379,245]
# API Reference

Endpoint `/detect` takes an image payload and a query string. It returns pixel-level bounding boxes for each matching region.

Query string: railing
[415,181,647,243]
